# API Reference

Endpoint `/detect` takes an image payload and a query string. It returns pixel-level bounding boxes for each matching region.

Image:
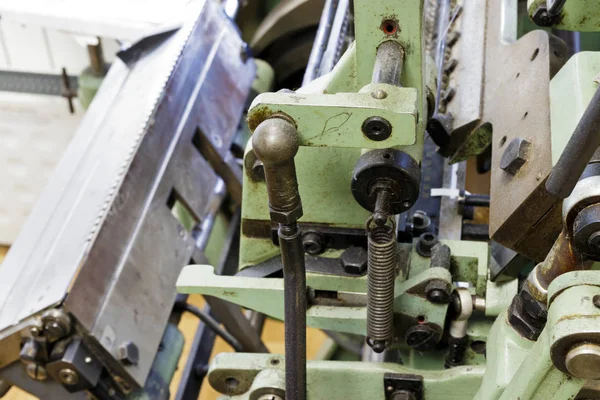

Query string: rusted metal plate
[483,0,566,260]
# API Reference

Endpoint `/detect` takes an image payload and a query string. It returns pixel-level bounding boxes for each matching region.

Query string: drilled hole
[500,136,507,147]
[531,48,539,61]
[416,315,426,323]
[516,72,520,79]
[383,153,391,160]
[523,111,529,119]
[381,19,398,35]
[225,377,239,392]
[270,358,280,366]
[554,50,561,58]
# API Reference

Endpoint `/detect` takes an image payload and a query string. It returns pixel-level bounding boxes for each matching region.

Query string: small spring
[366,219,397,353]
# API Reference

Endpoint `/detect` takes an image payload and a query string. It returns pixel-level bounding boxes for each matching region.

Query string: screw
[425,280,451,304]
[500,137,531,175]
[302,232,324,255]
[340,246,368,275]
[25,363,47,381]
[117,341,139,365]
[29,326,42,337]
[593,295,600,309]
[371,89,388,100]
[416,232,438,257]
[58,368,79,385]
[362,117,392,141]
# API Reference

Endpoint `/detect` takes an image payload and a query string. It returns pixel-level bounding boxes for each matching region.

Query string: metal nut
[500,137,531,175]
[340,246,368,275]
[532,5,553,27]
[117,341,139,365]
[269,204,303,225]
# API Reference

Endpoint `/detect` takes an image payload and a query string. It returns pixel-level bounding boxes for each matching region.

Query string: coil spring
[366,218,397,353]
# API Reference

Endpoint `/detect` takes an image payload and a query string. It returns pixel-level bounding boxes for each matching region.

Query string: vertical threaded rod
[366,222,397,353]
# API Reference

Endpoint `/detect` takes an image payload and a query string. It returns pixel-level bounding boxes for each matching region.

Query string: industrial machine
[3,0,600,399]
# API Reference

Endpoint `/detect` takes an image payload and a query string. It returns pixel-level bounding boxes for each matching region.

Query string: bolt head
[532,5,553,27]
[117,341,139,365]
[340,246,368,275]
[500,137,531,175]
[58,368,78,385]
[302,232,324,255]
[425,280,451,304]
[362,116,392,141]
[405,324,439,351]
[416,232,438,257]
[565,343,600,380]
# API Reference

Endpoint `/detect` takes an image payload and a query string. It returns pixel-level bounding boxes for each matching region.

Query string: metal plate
[0,0,255,389]
[483,0,566,260]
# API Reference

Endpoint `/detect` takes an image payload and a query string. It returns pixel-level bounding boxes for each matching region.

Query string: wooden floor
[0,246,327,400]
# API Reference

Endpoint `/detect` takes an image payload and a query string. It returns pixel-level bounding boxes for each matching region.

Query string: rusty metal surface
[483,0,567,260]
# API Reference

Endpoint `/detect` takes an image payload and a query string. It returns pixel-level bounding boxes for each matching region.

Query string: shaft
[279,223,307,399]
[372,40,405,86]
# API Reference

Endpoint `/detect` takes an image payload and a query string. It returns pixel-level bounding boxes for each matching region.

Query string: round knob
[252,117,299,167]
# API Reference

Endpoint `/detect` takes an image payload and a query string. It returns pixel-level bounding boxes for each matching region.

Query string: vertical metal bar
[278,223,307,400]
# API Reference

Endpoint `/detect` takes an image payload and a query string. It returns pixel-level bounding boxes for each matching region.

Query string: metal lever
[546,86,600,199]
[252,116,306,400]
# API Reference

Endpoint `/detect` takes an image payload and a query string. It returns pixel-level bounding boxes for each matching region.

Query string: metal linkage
[252,116,306,400]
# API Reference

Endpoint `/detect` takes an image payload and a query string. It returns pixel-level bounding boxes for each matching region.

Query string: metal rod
[302,0,339,86]
[252,117,306,400]
[174,302,244,352]
[463,193,490,208]
[372,41,404,86]
[546,86,600,199]
[279,223,307,400]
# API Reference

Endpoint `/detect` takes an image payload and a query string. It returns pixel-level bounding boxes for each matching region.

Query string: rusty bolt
[302,232,324,255]
[340,246,368,275]
[117,341,139,365]
[500,137,531,175]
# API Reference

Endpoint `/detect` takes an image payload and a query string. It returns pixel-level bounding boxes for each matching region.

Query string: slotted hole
[167,189,199,232]
[531,48,539,61]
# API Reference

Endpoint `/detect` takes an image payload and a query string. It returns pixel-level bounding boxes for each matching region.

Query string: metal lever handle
[545,86,600,199]
[252,116,307,400]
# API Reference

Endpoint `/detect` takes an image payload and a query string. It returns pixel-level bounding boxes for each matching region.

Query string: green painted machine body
[239,0,426,269]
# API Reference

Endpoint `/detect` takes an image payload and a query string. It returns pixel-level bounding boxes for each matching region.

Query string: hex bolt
[425,280,451,304]
[565,343,600,380]
[500,137,531,175]
[416,232,438,257]
[58,368,79,386]
[362,117,392,141]
[340,246,368,275]
[532,5,553,27]
[302,232,324,255]
[25,363,47,381]
[40,309,71,342]
[117,341,139,365]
